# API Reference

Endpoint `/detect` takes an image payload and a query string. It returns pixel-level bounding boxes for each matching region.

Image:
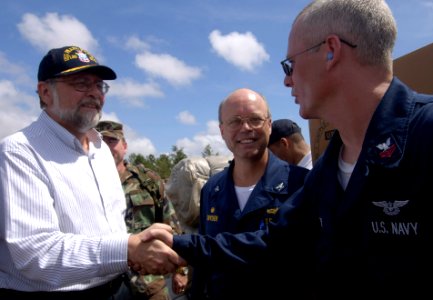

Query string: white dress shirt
[0,111,129,291]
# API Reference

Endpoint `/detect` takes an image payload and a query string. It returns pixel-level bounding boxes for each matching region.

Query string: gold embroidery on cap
[63,46,97,63]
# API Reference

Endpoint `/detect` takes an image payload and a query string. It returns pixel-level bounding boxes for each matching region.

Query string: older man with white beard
[0,46,183,299]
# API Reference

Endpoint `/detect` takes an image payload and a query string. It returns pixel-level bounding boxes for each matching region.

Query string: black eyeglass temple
[339,38,357,48]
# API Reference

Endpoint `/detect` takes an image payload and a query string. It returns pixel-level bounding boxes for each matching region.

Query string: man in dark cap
[36,45,116,110]
[0,46,183,299]
[268,118,313,169]
[96,120,188,299]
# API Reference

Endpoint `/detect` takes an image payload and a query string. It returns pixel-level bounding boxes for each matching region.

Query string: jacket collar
[363,77,416,168]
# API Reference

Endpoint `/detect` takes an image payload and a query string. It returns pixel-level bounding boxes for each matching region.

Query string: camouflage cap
[95,120,124,140]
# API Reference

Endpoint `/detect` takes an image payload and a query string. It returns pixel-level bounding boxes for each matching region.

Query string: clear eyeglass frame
[51,77,110,95]
[224,116,268,130]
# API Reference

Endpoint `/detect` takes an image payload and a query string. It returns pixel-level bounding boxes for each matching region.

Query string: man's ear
[279,137,287,147]
[37,81,53,107]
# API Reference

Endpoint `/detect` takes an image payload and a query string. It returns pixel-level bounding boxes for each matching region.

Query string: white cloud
[0,52,26,76]
[206,120,222,135]
[125,36,151,52]
[126,137,157,157]
[108,78,164,107]
[0,80,38,140]
[100,113,157,156]
[175,120,231,156]
[421,1,433,9]
[17,12,99,55]
[176,110,196,125]
[123,126,157,156]
[100,112,121,123]
[209,30,270,71]
[135,51,202,86]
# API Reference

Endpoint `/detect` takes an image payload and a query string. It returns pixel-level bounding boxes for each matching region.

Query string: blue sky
[1,0,433,157]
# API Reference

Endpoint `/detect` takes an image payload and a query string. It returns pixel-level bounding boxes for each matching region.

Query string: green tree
[129,153,144,165]
[170,146,187,166]
[202,144,219,157]
[127,145,188,180]
[155,154,172,179]
[129,153,157,170]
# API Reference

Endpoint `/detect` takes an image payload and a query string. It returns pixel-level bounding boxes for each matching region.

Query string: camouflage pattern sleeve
[122,164,161,233]
[122,163,172,298]
[136,164,184,235]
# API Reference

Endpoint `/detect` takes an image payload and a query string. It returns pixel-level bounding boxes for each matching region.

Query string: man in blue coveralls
[137,1,433,298]
[187,88,309,299]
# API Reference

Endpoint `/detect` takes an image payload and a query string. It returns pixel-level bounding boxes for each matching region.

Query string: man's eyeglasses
[102,136,120,145]
[51,78,110,95]
[223,116,268,131]
[280,38,357,76]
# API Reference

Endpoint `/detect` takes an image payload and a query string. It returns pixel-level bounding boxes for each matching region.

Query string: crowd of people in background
[2,1,433,299]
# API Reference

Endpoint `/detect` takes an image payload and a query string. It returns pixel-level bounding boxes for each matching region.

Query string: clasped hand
[127,223,186,275]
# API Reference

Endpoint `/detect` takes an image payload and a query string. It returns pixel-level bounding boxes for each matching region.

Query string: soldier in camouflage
[96,120,188,300]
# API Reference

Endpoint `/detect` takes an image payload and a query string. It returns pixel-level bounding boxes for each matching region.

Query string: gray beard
[51,89,102,133]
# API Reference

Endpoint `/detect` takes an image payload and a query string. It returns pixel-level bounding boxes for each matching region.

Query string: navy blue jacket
[190,152,308,299]
[174,77,433,299]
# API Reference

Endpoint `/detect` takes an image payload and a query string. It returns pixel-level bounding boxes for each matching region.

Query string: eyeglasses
[280,38,357,76]
[51,78,110,95]
[102,136,120,145]
[223,116,268,131]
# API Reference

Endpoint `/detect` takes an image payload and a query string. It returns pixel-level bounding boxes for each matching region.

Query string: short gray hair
[295,0,396,68]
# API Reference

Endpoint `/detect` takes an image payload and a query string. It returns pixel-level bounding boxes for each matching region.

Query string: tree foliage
[128,146,187,179]
[201,144,219,157]
[170,145,187,166]
[127,144,224,179]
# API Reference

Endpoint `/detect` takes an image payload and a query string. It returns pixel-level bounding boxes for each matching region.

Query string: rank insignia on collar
[207,207,218,222]
[376,137,396,158]
[274,182,285,191]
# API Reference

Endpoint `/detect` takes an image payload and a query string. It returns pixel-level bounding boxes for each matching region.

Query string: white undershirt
[235,185,255,211]
[337,146,356,190]
[298,151,313,170]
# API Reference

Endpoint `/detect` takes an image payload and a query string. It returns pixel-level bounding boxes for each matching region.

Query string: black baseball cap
[38,45,116,81]
[269,119,302,145]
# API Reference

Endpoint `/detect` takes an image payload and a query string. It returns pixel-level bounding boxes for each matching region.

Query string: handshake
[127,223,187,275]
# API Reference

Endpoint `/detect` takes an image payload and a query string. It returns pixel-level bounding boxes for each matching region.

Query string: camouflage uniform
[122,162,182,300]
[96,120,183,299]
